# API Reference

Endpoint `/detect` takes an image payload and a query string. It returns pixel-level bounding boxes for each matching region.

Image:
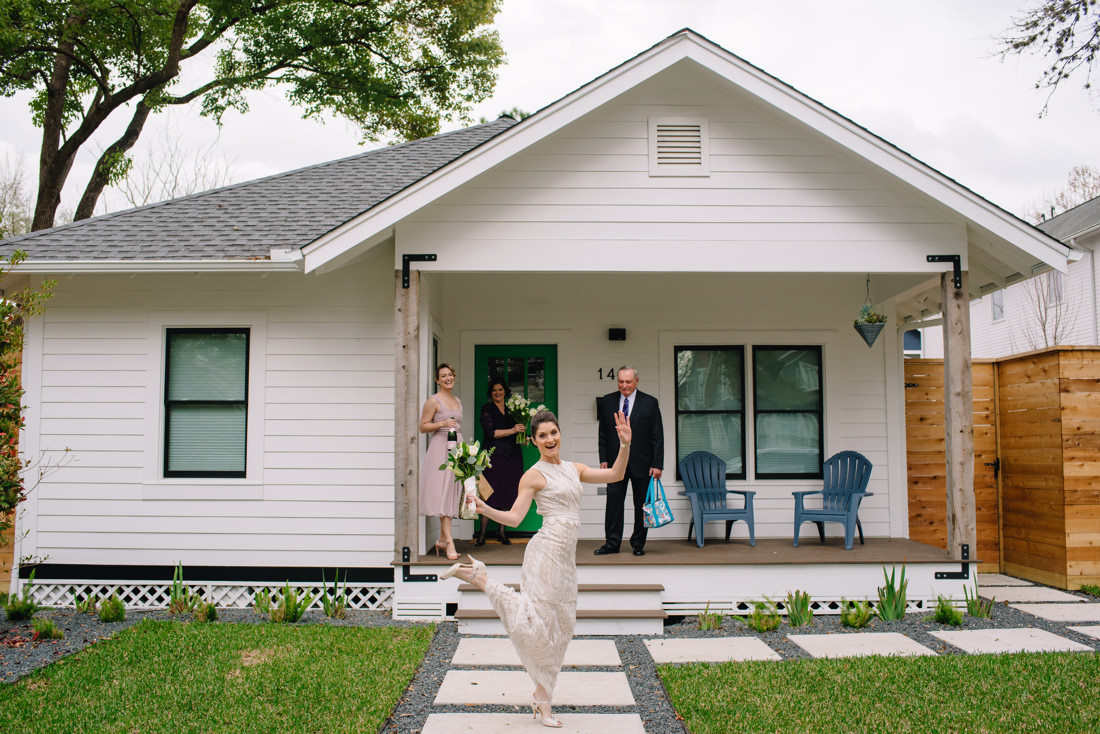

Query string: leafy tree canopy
[0,0,505,230]
[1000,0,1100,113]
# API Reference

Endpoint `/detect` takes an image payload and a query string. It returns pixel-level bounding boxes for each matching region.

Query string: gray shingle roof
[0,118,516,261]
[1038,194,1100,242]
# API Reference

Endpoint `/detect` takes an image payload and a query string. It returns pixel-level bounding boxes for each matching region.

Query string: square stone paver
[788,633,936,659]
[644,637,780,663]
[423,713,645,733]
[929,628,1092,654]
[452,638,621,667]
[434,670,634,706]
[1069,625,1100,641]
[1011,603,1100,622]
[977,573,1032,586]
[979,586,1082,602]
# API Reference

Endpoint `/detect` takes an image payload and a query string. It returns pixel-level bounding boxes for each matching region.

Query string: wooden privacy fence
[906,347,1100,589]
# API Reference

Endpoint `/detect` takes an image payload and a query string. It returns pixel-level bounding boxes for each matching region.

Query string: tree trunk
[32,36,81,231]
[75,100,154,221]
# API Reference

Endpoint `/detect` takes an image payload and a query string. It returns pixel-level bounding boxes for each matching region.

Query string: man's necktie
[623,396,629,417]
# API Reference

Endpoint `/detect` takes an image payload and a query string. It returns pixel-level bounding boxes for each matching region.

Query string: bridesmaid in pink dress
[419,363,463,560]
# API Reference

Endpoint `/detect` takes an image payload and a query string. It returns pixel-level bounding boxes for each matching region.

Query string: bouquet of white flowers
[440,441,495,519]
[505,394,531,444]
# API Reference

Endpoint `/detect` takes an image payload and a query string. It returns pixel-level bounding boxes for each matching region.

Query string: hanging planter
[854,274,887,348]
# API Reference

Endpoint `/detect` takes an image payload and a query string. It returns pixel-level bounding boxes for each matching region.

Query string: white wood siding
[23,248,397,568]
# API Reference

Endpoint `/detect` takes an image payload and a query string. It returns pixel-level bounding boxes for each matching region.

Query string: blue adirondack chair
[680,451,756,548]
[793,450,873,550]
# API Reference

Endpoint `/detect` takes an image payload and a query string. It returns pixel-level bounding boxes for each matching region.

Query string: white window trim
[142,310,267,499]
[991,290,1005,323]
[648,117,710,177]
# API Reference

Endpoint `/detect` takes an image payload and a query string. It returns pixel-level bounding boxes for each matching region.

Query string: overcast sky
[2,0,1097,219]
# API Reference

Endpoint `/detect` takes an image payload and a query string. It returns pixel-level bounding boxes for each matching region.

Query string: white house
[1,30,1069,624]
[920,195,1100,358]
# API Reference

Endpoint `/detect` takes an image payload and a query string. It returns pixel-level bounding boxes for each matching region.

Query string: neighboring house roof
[0,118,516,262]
[1038,194,1100,243]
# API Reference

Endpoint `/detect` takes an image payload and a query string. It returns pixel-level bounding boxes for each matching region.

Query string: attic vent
[649,118,710,177]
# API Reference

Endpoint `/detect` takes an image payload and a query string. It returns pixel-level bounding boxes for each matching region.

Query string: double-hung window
[674,346,745,479]
[753,346,823,479]
[164,329,249,478]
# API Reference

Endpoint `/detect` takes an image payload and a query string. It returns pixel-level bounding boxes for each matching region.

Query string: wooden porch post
[942,270,976,557]
[394,270,420,561]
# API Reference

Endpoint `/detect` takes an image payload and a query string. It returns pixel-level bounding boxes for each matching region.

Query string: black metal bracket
[401,546,438,582]
[927,254,962,290]
[935,543,970,580]
[401,253,437,289]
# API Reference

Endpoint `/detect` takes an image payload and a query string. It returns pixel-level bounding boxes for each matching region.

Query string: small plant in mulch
[934,595,963,627]
[5,570,39,621]
[98,593,126,623]
[875,563,908,621]
[785,589,813,627]
[321,569,348,620]
[168,562,198,615]
[745,599,780,633]
[964,583,994,618]
[269,582,316,624]
[192,600,218,623]
[32,618,64,640]
[1079,583,1100,597]
[253,588,274,617]
[697,602,723,631]
[840,598,873,629]
[74,593,99,615]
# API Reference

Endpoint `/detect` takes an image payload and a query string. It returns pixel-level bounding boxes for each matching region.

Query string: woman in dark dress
[477,380,526,545]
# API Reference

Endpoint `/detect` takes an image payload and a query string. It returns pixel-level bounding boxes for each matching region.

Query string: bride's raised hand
[614,411,632,446]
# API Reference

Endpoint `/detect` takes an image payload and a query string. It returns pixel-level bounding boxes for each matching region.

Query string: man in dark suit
[596,365,664,556]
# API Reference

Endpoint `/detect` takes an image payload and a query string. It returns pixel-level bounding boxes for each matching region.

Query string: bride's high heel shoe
[439,555,487,582]
[531,700,562,728]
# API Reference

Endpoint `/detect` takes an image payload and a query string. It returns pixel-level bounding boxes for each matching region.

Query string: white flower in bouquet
[439,440,494,482]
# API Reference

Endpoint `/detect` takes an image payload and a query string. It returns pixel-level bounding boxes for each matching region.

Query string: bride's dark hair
[530,409,559,435]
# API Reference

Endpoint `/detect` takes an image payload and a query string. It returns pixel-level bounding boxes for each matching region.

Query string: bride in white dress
[440,409,632,728]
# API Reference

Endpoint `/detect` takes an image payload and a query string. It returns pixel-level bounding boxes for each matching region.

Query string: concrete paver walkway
[435,670,635,706]
[789,632,937,659]
[1010,603,1100,622]
[423,713,646,733]
[645,637,781,663]
[929,628,1092,654]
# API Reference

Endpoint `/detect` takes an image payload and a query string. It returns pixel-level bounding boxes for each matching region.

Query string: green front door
[473,344,557,534]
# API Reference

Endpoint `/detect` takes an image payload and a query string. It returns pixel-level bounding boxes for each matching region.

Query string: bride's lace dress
[482,459,582,697]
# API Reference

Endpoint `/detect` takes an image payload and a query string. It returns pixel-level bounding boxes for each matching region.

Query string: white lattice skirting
[661,598,931,616]
[29,581,395,611]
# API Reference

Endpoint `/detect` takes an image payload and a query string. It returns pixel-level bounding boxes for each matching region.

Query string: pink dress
[419,396,463,518]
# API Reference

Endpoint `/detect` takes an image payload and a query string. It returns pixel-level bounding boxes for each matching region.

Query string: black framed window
[164,329,249,478]
[753,346,823,479]
[674,346,745,479]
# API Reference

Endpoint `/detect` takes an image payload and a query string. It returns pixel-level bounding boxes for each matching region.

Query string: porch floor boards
[415,537,966,566]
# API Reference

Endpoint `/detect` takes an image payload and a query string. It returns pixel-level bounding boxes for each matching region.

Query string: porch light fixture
[853,274,887,348]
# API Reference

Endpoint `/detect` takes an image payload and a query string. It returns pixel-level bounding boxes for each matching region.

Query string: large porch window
[752,346,823,479]
[674,346,745,479]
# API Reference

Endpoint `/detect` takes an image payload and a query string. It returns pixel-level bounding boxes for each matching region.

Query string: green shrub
[697,602,723,631]
[99,593,126,623]
[875,564,908,621]
[840,598,873,629]
[168,562,197,614]
[1079,583,1100,597]
[192,600,217,623]
[745,599,780,633]
[32,617,64,640]
[964,583,994,618]
[785,589,813,627]
[321,569,348,620]
[5,569,38,621]
[934,595,963,626]
[253,588,273,617]
[270,582,315,624]
[74,592,98,615]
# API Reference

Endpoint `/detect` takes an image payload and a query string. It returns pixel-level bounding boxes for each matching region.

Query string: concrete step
[455,608,667,636]
[457,584,664,612]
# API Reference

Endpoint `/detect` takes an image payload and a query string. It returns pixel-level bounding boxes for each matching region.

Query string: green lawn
[661,651,1100,734]
[0,619,433,733]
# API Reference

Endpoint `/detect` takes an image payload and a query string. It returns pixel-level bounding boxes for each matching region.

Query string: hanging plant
[854,275,887,348]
